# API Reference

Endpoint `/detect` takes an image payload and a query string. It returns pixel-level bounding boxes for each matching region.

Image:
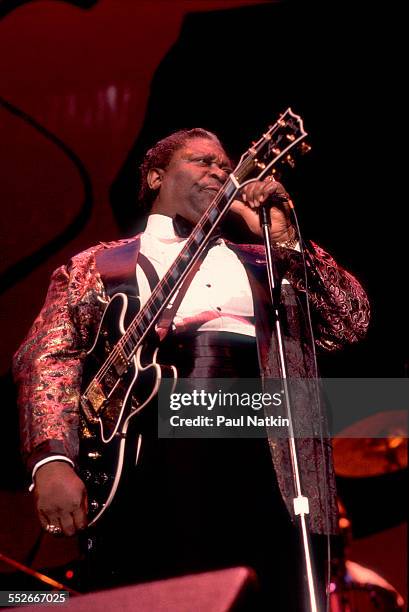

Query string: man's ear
[147,168,164,192]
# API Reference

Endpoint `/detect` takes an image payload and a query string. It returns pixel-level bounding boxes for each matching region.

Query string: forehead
[176,137,229,161]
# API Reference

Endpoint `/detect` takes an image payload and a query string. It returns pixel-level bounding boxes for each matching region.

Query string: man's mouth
[202,185,220,193]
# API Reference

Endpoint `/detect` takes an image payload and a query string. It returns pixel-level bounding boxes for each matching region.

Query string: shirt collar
[144,214,183,242]
[143,213,224,246]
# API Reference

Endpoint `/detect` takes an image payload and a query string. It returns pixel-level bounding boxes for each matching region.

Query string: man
[14,128,370,607]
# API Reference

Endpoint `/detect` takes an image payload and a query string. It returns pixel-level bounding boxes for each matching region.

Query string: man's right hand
[34,461,88,536]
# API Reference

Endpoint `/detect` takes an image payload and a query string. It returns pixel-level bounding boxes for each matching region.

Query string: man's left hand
[231,178,294,241]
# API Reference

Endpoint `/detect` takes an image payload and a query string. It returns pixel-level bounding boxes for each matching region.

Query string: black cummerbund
[158,330,259,379]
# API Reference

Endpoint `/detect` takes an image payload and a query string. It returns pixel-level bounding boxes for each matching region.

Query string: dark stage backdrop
[0,0,406,601]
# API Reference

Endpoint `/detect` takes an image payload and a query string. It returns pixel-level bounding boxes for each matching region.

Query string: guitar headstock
[233,108,310,185]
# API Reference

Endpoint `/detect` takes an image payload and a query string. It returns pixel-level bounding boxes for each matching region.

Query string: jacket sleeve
[282,240,370,351]
[13,247,107,473]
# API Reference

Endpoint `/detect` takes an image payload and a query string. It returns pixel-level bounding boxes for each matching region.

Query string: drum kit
[330,410,407,611]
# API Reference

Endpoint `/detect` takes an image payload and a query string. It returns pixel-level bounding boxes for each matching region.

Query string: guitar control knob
[131,398,140,411]
[285,154,296,168]
[90,500,99,512]
[88,451,101,459]
[83,470,92,481]
[300,142,312,155]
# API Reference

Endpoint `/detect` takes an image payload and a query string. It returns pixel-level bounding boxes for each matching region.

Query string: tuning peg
[285,154,296,168]
[300,142,311,155]
[254,158,266,170]
[272,147,281,155]
[286,133,296,142]
[267,168,281,180]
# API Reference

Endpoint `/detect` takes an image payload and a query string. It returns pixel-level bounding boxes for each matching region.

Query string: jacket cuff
[26,440,74,474]
[29,455,75,492]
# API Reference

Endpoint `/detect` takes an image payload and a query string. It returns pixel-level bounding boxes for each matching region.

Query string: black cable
[23,529,44,568]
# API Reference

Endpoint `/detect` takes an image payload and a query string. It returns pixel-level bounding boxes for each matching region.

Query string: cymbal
[333,410,408,477]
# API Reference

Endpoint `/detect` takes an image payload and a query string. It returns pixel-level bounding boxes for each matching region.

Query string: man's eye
[192,157,231,172]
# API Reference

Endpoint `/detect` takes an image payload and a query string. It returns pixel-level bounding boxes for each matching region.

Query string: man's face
[150,137,232,224]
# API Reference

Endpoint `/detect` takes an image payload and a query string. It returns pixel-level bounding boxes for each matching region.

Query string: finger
[250,183,266,205]
[242,180,288,208]
[58,511,77,537]
[39,510,64,537]
[242,182,258,207]
[264,180,289,200]
[72,499,88,532]
[253,184,278,207]
[230,199,247,214]
[38,509,52,532]
[262,176,277,198]
[251,180,286,206]
[252,182,271,206]
[281,198,293,215]
[238,181,290,207]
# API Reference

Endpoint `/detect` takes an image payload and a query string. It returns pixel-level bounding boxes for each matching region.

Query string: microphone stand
[258,205,320,612]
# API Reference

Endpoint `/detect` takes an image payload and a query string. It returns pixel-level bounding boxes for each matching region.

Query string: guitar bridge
[80,397,100,425]
[80,381,107,424]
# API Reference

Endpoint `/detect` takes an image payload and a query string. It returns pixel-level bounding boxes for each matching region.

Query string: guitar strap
[94,236,206,337]
[155,249,207,336]
[95,237,160,299]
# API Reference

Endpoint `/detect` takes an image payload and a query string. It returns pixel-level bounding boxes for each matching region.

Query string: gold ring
[45,524,62,535]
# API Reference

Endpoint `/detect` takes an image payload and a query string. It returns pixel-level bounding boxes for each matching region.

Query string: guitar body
[79,292,176,526]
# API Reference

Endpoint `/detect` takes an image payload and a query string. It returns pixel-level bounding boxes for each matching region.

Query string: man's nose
[208,163,227,183]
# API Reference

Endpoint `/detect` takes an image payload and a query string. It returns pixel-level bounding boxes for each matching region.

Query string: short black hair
[137,128,224,211]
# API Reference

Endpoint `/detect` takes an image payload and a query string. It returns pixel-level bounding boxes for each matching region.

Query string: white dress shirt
[138,214,256,337]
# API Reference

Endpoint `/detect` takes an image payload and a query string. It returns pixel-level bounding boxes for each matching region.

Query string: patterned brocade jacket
[13,237,370,534]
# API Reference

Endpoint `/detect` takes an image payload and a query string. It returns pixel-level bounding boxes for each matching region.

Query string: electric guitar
[79,108,308,526]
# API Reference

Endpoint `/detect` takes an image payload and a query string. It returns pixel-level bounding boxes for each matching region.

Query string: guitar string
[86,116,295,394]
